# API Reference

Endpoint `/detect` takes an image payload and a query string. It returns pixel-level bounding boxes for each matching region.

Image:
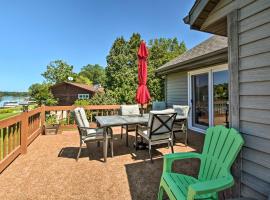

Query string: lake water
[0,96,27,107]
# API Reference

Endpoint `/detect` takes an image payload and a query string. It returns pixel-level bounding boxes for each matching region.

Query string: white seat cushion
[82,128,104,141]
[138,127,171,141]
[74,107,90,127]
[121,104,140,116]
[173,105,190,118]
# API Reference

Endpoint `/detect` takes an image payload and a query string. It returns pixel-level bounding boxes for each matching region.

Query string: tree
[28,83,58,106]
[105,33,141,104]
[148,38,186,100]
[105,33,186,103]
[42,60,75,84]
[79,64,106,85]
[74,74,93,85]
[88,90,118,105]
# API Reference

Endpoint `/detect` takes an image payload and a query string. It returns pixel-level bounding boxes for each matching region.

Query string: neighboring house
[157,1,270,199]
[157,35,228,133]
[51,82,103,106]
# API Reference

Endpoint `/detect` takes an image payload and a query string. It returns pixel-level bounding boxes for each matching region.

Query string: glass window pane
[213,70,229,127]
[192,73,209,129]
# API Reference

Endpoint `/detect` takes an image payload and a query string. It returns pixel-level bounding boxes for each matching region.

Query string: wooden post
[228,10,241,198]
[41,105,46,134]
[21,112,28,154]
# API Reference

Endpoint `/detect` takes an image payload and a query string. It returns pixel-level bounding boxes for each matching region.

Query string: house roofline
[183,0,211,27]
[50,81,96,93]
[156,47,227,75]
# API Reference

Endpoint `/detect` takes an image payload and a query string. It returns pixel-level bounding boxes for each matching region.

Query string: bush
[73,99,90,106]
[46,114,57,125]
[89,90,118,105]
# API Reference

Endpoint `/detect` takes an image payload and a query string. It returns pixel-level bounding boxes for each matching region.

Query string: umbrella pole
[141,104,143,117]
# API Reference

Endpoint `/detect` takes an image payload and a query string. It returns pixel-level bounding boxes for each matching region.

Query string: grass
[0,112,20,121]
[0,104,38,121]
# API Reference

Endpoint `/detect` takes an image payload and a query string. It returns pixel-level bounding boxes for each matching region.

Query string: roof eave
[156,47,228,75]
[184,0,211,26]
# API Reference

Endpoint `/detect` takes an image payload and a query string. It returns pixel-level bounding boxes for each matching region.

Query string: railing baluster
[0,129,3,160]
[3,128,8,158]
[12,124,15,151]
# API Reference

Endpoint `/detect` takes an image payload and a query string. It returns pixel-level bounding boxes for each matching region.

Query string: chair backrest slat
[147,109,176,137]
[198,126,244,181]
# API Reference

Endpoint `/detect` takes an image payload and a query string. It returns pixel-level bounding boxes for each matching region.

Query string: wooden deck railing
[0,105,120,173]
[0,105,45,173]
[45,105,120,128]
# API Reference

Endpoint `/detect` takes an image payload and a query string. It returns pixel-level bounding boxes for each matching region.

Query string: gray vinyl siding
[166,71,188,107]
[205,0,270,198]
[238,1,270,198]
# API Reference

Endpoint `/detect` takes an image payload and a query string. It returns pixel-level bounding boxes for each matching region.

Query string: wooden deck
[0,128,204,200]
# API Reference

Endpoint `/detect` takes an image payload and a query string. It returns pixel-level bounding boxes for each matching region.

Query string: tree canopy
[79,64,106,86]
[105,33,186,104]
[30,33,187,106]
[42,60,75,84]
[28,83,58,106]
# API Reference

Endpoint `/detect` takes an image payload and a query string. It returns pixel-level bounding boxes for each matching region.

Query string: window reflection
[213,70,229,127]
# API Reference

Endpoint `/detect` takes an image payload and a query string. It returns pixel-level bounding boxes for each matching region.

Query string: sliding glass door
[188,65,228,132]
[192,73,209,129]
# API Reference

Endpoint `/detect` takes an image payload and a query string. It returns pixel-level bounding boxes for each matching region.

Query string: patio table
[95,114,188,160]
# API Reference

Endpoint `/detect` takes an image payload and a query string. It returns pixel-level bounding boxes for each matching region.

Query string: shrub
[89,90,118,105]
[46,114,57,125]
[73,99,90,106]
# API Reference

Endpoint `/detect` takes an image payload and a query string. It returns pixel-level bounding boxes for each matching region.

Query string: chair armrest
[187,174,234,200]
[163,152,201,173]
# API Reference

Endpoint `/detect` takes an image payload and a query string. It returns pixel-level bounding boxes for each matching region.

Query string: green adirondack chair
[158,125,244,200]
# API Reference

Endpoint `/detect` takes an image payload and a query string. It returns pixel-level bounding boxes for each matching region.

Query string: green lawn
[0,112,20,121]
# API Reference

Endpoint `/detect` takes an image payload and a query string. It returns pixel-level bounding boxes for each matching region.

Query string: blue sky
[0,0,210,92]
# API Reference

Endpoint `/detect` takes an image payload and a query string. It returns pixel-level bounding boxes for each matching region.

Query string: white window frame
[78,94,90,100]
[187,64,228,133]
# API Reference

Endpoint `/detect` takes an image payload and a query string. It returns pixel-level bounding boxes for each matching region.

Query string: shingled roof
[156,35,227,74]
[51,82,103,93]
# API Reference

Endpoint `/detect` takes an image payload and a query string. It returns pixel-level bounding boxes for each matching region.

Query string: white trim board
[187,64,228,133]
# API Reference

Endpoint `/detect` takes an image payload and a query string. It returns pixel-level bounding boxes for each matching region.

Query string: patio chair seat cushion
[82,128,105,142]
[138,128,171,141]
[173,105,190,118]
[161,172,214,200]
[120,104,140,116]
[74,107,90,128]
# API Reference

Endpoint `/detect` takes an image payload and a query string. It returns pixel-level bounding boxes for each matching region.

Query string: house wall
[238,1,270,199]
[205,0,270,199]
[51,84,93,106]
[165,71,188,107]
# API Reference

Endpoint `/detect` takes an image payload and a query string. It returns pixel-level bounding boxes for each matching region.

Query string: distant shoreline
[0,91,28,97]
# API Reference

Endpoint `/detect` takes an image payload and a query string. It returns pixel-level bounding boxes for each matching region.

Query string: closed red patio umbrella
[136,41,151,115]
